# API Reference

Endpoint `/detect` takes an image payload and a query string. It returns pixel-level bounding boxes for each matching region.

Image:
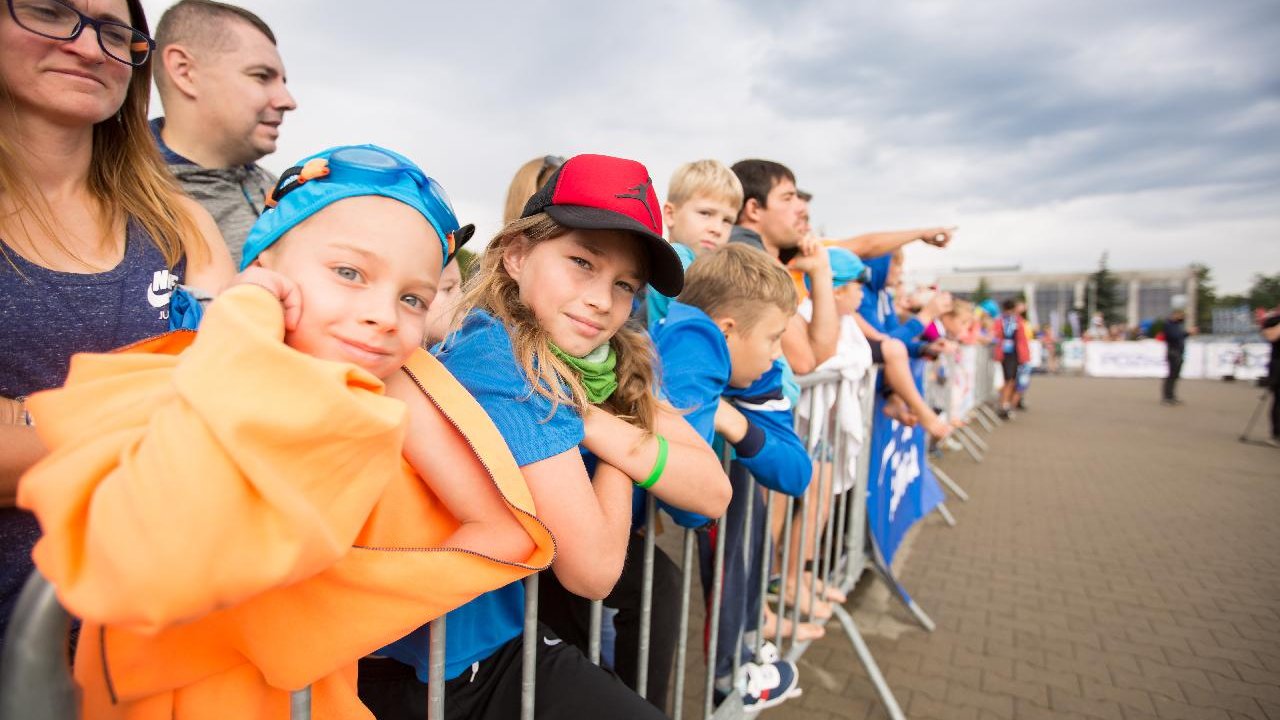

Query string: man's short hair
[730,159,795,220]
[155,0,276,83]
[678,244,797,331]
[1001,298,1018,312]
[667,159,743,212]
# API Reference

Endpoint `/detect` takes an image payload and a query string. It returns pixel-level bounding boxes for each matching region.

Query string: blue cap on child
[804,246,871,291]
[979,299,1000,317]
[239,144,475,271]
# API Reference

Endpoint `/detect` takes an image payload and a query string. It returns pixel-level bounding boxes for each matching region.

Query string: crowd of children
[7,143,1003,718]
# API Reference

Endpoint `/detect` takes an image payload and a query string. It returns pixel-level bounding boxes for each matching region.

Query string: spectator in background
[994,298,1030,418]
[151,0,297,262]
[1162,308,1194,406]
[1,0,233,645]
[503,155,564,224]
[1262,306,1280,446]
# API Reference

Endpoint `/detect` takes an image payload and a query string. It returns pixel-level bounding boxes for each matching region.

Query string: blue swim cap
[979,299,1000,318]
[804,246,871,291]
[239,144,474,271]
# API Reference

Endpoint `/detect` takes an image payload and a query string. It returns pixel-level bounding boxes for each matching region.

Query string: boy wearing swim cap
[18,145,554,720]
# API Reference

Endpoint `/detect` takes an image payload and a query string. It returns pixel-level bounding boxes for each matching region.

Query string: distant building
[936,266,1197,332]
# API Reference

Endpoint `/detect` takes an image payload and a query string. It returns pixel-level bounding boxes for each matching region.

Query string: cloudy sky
[142,0,1279,293]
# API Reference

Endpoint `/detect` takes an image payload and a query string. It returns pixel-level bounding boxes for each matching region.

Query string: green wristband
[637,434,668,489]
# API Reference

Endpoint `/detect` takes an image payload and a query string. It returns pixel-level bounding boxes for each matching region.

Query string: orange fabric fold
[18,285,555,720]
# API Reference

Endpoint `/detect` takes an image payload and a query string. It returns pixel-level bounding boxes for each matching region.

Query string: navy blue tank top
[0,218,185,644]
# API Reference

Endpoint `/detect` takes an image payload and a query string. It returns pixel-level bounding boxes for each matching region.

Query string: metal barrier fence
[0,352,1006,720]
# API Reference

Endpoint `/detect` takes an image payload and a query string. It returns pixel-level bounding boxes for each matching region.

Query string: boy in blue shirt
[652,243,813,713]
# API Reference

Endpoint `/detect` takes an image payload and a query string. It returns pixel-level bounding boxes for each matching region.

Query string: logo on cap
[614,179,657,228]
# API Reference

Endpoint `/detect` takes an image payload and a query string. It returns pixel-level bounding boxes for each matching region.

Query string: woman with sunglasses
[0,0,233,643]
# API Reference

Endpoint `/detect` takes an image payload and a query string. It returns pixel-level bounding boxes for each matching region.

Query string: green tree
[1248,273,1280,310]
[1191,263,1216,330]
[974,277,990,304]
[1088,252,1123,326]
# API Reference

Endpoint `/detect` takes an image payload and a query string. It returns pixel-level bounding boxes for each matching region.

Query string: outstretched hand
[233,266,302,332]
[921,226,957,248]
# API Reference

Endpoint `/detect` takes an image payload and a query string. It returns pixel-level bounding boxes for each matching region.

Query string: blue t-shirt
[644,243,697,329]
[379,310,584,681]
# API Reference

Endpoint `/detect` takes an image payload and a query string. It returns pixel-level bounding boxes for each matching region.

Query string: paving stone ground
[770,376,1280,720]
[662,375,1280,719]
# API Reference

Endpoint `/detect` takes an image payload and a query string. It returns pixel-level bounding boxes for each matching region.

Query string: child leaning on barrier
[16,145,556,720]
[362,154,729,720]
[651,243,813,713]
[643,158,743,326]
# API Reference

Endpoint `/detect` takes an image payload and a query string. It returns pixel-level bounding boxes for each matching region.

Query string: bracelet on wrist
[636,434,668,490]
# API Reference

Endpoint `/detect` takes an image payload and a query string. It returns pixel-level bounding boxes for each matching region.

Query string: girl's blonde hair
[502,156,563,225]
[0,0,205,272]
[454,213,661,433]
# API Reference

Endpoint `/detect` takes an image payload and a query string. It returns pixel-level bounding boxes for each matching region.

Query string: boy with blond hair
[653,244,812,712]
[644,159,744,326]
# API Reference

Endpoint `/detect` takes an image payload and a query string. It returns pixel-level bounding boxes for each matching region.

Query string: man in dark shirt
[1162,309,1193,405]
[1262,307,1280,445]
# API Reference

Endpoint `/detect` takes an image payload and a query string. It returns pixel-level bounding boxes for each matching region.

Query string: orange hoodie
[18,285,555,719]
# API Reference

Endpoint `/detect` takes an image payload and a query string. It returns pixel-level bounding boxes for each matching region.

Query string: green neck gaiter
[550,342,618,404]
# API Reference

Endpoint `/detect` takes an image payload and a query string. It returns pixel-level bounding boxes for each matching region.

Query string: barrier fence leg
[704,518,728,720]
[672,529,695,720]
[953,428,984,463]
[867,535,936,632]
[588,600,602,665]
[790,491,810,655]
[831,606,907,720]
[979,404,1002,426]
[637,495,658,697]
[427,616,446,720]
[0,572,79,720]
[930,462,970,502]
[936,502,958,527]
[774,496,795,646]
[959,424,989,453]
[972,409,996,434]
[290,688,311,720]
[753,490,773,659]
[735,477,754,684]
[521,575,538,720]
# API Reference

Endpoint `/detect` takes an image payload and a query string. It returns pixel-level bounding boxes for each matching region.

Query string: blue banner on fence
[867,359,947,565]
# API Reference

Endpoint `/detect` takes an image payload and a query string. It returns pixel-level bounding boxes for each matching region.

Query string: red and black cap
[521,154,685,297]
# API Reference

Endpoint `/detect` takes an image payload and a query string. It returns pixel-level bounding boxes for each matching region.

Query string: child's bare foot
[761,607,826,642]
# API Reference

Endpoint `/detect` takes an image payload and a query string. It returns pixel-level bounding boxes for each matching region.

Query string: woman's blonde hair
[454,213,662,433]
[502,156,563,225]
[0,0,204,272]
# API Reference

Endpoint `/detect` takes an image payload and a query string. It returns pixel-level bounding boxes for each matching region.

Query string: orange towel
[18,285,555,719]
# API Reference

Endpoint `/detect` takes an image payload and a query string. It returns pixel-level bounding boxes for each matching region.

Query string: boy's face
[504,228,646,358]
[424,260,464,346]
[663,194,737,256]
[833,281,863,317]
[721,305,790,388]
[257,196,443,380]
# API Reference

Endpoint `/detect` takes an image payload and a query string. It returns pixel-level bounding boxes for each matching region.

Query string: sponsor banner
[1061,339,1085,370]
[1083,341,1205,378]
[867,359,947,565]
[1203,343,1271,380]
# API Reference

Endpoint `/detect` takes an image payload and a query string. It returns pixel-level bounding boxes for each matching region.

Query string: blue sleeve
[887,317,927,357]
[652,316,730,529]
[645,288,673,331]
[437,312,584,466]
[655,321,730,445]
[729,399,813,498]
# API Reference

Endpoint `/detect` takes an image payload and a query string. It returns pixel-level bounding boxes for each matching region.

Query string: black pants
[357,624,664,720]
[1163,351,1183,400]
[1270,381,1280,439]
[537,533,681,714]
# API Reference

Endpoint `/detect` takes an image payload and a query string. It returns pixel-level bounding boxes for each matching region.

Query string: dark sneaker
[739,659,800,714]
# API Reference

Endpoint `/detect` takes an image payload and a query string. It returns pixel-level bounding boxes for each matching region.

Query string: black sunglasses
[7,0,155,67]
